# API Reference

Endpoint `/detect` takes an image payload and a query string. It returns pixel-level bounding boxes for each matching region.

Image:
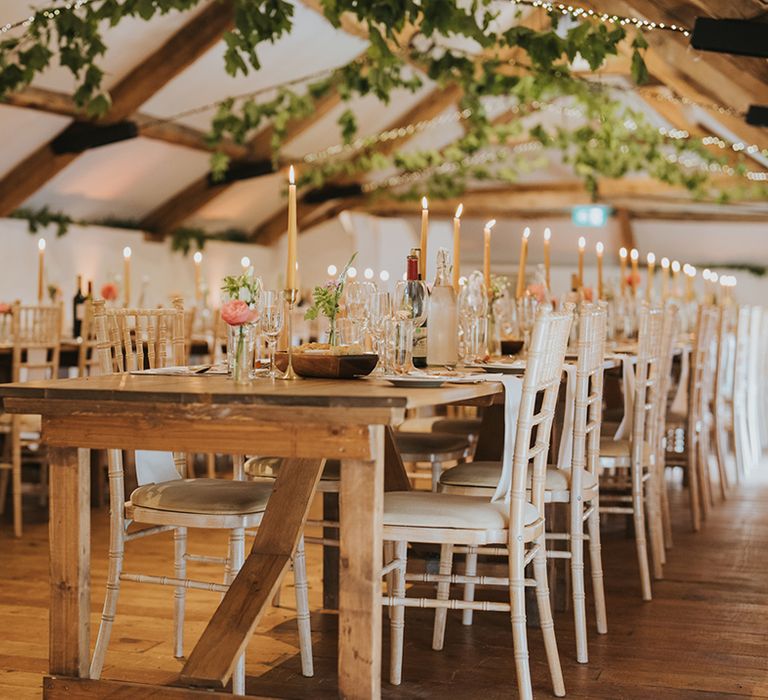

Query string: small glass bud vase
[228,323,256,384]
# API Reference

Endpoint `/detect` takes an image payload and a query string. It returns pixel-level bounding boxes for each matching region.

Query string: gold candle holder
[280,288,300,380]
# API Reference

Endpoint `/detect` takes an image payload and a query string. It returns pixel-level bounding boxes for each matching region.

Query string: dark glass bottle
[72,275,86,338]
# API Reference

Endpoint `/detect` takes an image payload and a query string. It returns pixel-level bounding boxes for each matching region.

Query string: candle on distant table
[543,227,551,292]
[241,256,251,270]
[596,241,604,300]
[630,248,639,296]
[710,271,719,304]
[286,165,298,289]
[671,260,681,298]
[660,257,670,299]
[483,219,496,295]
[646,252,656,302]
[684,264,696,302]
[37,238,46,303]
[420,196,429,280]
[123,246,132,307]
[515,227,531,299]
[193,250,203,304]
[619,247,628,294]
[577,236,586,290]
[453,203,463,293]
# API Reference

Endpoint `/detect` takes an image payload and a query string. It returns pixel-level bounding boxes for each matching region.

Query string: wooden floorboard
[1,470,767,698]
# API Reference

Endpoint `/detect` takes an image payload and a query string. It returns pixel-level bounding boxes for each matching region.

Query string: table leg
[473,404,505,461]
[48,447,90,677]
[339,425,384,699]
[322,492,340,610]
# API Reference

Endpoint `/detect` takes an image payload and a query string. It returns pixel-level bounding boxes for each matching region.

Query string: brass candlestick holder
[280,288,300,380]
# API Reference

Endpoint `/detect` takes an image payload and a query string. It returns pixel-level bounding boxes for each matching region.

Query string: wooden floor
[1,471,767,699]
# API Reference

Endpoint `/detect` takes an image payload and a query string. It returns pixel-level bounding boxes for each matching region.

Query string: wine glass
[346,280,375,342]
[457,272,488,364]
[260,290,284,379]
[368,291,392,373]
[393,279,428,372]
[516,292,538,357]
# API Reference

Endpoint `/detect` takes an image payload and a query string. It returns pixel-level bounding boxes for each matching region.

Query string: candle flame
[421,196,428,210]
[123,246,131,259]
[543,227,551,241]
[241,256,250,268]
[523,226,531,239]
[688,265,697,277]
[289,165,295,185]
[671,260,681,272]
[619,247,627,258]
[630,248,639,261]
[578,236,586,249]
[710,271,718,282]
[485,219,496,231]
[193,251,203,264]
[454,203,463,219]
[703,268,711,280]
[647,252,655,264]
[661,257,670,268]
[37,238,46,251]
[596,241,604,254]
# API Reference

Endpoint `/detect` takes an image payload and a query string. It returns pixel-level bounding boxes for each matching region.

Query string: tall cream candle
[671,260,681,298]
[452,203,463,293]
[483,219,496,295]
[660,257,670,299]
[515,227,530,299]
[123,246,131,307]
[684,264,695,302]
[543,227,551,292]
[596,241,604,300]
[419,196,429,280]
[193,250,203,304]
[630,248,639,297]
[37,238,46,303]
[577,236,586,290]
[286,165,298,289]
[619,247,627,294]
[646,252,655,302]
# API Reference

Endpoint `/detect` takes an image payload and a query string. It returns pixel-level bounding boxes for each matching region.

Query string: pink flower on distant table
[626,273,641,289]
[100,283,118,302]
[582,287,594,302]
[526,283,547,303]
[221,299,258,326]
[0,303,10,314]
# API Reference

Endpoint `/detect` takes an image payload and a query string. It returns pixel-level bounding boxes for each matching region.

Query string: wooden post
[48,447,91,677]
[322,492,340,610]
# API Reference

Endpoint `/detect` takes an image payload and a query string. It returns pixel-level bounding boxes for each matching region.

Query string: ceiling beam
[0,0,235,216]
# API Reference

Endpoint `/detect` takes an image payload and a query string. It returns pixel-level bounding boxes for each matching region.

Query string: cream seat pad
[131,478,272,515]
[439,461,598,491]
[599,437,653,462]
[383,491,539,530]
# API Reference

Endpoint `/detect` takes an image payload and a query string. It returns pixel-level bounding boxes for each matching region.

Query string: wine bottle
[427,248,458,367]
[72,274,86,338]
[407,248,428,368]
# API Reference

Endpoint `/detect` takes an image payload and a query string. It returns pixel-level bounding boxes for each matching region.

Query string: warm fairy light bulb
[289,165,295,184]
[193,251,203,264]
[671,260,681,273]
[379,270,390,282]
[596,241,604,254]
[661,257,670,269]
[38,238,46,251]
[544,227,551,241]
[364,267,374,279]
[630,248,639,261]
[688,265,697,277]
[421,196,428,210]
[647,252,655,265]
[327,264,337,276]
[347,266,358,278]
[619,247,627,258]
[578,236,586,250]
[123,246,131,259]
[454,203,463,219]
[241,256,250,269]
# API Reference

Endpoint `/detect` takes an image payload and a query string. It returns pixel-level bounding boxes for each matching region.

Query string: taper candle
[286,165,298,289]
[630,248,639,296]
[419,196,429,280]
[543,227,551,292]
[684,264,695,302]
[483,219,496,295]
[37,238,46,303]
[619,247,627,294]
[660,257,670,299]
[123,246,131,307]
[577,236,586,290]
[596,241,604,299]
[453,203,463,293]
[515,227,531,299]
[671,260,681,298]
[646,252,655,302]
[193,250,202,304]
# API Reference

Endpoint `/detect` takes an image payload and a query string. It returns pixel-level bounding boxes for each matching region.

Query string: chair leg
[292,536,314,677]
[206,453,216,479]
[586,495,607,635]
[508,539,533,700]
[698,433,713,519]
[431,543,453,651]
[431,460,443,492]
[389,540,407,686]
[173,527,187,659]
[383,541,394,619]
[0,466,9,516]
[533,539,565,697]
[462,545,478,626]
[570,497,588,664]
[12,418,22,537]
[660,465,674,550]
[646,470,664,581]
[686,447,701,532]
[228,528,246,696]
[632,465,652,601]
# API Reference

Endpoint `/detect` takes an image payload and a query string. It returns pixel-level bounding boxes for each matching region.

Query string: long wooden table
[0,373,502,698]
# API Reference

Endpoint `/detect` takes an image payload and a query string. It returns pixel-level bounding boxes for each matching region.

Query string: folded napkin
[491,375,524,503]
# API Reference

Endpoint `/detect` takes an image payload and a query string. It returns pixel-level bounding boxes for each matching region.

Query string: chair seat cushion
[431,417,483,436]
[439,461,598,492]
[384,491,539,530]
[243,457,339,481]
[599,437,653,464]
[130,478,272,515]
[394,431,469,457]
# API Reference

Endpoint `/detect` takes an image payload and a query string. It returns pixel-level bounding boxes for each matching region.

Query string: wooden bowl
[500,338,524,356]
[274,352,378,379]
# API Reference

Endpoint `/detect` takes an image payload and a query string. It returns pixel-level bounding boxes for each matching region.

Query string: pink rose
[526,283,547,303]
[100,283,118,301]
[0,303,10,314]
[221,299,258,326]
[582,287,594,302]
[626,273,641,289]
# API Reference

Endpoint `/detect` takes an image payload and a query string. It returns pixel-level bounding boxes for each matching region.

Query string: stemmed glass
[458,271,488,364]
[260,290,284,379]
[346,281,376,343]
[516,292,538,357]
[368,291,392,374]
[393,279,428,372]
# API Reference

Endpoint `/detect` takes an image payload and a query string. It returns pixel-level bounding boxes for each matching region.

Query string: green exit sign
[572,205,611,227]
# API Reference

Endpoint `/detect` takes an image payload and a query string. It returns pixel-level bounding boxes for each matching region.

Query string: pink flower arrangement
[100,283,118,302]
[526,283,547,303]
[221,299,258,326]
[582,286,594,302]
[626,272,641,289]
[0,303,11,314]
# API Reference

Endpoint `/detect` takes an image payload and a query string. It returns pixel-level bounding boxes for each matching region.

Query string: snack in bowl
[296,341,365,355]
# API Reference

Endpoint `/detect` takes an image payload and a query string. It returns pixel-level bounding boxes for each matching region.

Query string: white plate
[465,360,525,373]
[382,375,446,388]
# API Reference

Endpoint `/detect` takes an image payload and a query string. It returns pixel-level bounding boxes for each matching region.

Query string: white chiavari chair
[88,299,313,694]
[382,307,572,699]
[714,304,737,491]
[746,307,764,468]
[733,306,752,480]
[599,305,664,599]
[0,302,61,537]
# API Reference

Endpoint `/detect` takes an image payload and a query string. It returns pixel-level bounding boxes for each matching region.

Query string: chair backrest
[93,298,186,374]
[509,306,573,529]
[571,303,608,485]
[77,299,101,377]
[653,304,680,450]
[8,302,61,384]
[688,305,719,435]
[714,304,736,412]
[631,305,664,465]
